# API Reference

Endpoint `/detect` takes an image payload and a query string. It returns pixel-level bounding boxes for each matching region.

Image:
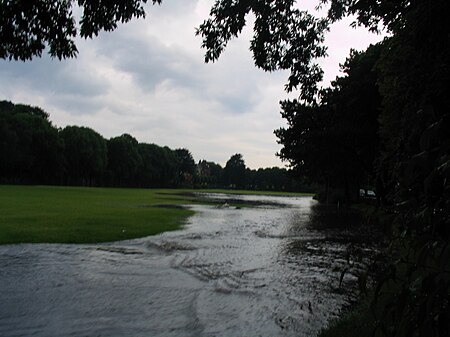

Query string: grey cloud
[0,55,107,98]
[50,95,105,117]
[216,93,257,114]
[96,31,201,89]
[95,29,258,114]
[0,51,110,116]
[146,0,198,16]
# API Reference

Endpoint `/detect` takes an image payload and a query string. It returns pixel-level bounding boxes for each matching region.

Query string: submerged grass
[0,185,312,244]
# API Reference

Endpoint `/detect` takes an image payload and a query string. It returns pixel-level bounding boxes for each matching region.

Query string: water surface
[0,194,377,336]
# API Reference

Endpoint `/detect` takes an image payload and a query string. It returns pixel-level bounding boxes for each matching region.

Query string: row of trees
[0,101,309,191]
[0,100,188,187]
[197,154,312,191]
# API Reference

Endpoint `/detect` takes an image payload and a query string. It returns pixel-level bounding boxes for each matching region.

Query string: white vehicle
[367,190,376,198]
[360,189,376,198]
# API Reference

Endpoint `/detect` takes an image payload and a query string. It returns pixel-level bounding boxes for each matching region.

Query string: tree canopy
[197,0,328,101]
[0,101,63,184]
[224,153,246,188]
[0,0,162,60]
[275,42,383,204]
[60,125,107,186]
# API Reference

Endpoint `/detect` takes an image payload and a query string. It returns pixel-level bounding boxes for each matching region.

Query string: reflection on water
[0,194,381,337]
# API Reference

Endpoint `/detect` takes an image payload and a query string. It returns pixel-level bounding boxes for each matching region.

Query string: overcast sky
[0,0,383,169]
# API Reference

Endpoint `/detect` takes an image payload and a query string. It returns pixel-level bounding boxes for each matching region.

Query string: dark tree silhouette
[275,43,383,204]
[224,153,246,188]
[0,101,63,184]
[107,134,142,187]
[0,0,162,60]
[174,148,196,186]
[197,0,327,101]
[60,126,107,186]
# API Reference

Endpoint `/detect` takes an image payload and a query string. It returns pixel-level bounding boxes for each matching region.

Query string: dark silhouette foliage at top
[0,0,162,60]
[197,0,328,101]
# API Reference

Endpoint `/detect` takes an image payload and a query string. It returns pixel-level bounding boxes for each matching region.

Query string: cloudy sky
[0,0,383,169]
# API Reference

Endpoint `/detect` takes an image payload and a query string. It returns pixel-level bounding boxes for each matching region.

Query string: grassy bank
[0,185,196,244]
[0,185,311,244]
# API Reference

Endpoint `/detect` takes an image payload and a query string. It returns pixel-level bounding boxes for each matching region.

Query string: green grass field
[0,185,196,244]
[0,185,311,244]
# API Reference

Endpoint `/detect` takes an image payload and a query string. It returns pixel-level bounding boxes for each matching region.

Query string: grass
[0,185,312,244]
[0,185,195,244]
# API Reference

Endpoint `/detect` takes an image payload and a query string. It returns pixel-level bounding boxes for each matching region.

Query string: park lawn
[0,185,195,244]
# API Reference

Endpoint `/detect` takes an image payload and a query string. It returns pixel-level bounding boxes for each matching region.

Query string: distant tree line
[0,101,311,192]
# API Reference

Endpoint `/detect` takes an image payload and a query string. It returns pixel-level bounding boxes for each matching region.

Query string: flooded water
[0,194,379,337]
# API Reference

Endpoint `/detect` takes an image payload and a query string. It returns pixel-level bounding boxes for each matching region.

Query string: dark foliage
[0,0,162,60]
[0,101,63,184]
[197,0,450,335]
[224,153,246,188]
[197,0,328,101]
[275,42,383,204]
[60,125,107,186]
[174,148,196,187]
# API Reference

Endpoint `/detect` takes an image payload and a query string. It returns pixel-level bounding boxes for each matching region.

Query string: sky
[0,0,384,169]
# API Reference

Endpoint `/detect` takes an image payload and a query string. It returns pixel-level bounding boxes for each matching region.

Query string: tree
[107,134,142,187]
[0,101,64,184]
[0,0,162,60]
[137,143,179,187]
[197,0,328,102]
[275,42,383,204]
[137,143,160,188]
[174,148,196,187]
[200,1,448,331]
[0,101,19,182]
[224,153,246,188]
[60,125,107,186]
